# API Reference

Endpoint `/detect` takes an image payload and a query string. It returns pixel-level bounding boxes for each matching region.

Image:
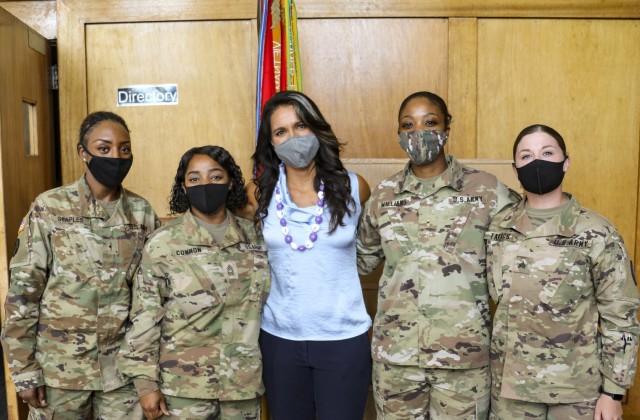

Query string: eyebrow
[518,145,559,154]
[92,138,131,144]
[400,112,439,120]
[186,167,224,176]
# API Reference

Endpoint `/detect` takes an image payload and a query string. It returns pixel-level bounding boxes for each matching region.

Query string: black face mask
[83,147,133,188]
[515,158,567,195]
[185,184,229,215]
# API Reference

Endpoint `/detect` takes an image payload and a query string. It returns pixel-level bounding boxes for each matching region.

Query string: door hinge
[49,64,58,91]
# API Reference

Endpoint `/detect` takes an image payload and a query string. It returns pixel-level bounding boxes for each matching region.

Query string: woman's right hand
[19,385,47,408]
[140,390,170,419]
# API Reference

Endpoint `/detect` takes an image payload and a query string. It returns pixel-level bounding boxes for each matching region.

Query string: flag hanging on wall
[256,0,303,142]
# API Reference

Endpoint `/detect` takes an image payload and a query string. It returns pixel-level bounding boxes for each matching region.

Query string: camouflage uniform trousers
[27,383,143,420]
[489,395,597,420]
[374,362,490,420]
[164,395,262,420]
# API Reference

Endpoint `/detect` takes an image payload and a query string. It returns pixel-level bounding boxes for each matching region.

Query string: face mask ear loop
[82,145,96,159]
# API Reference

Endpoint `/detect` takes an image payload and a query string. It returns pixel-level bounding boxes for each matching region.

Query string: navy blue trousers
[259,329,372,420]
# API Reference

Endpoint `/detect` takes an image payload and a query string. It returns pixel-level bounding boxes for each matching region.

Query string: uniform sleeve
[1,203,50,392]
[593,226,640,392]
[356,198,384,275]
[494,182,521,216]
[118,245,167,397]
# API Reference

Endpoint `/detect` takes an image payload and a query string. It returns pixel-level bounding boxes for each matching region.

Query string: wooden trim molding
[0,1,56,40]
[295,0,640,18]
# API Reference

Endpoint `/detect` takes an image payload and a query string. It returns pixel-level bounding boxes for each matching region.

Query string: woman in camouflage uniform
[1,111,160,419]
[119,145,270,420]
[485,124,640,419]
[357,91,519,419]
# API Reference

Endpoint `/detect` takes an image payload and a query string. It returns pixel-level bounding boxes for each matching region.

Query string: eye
[187,176,200,183]
[400,121,413,129]
[210,174,224,181]
[98,146,109,153]
[296,122,307,130]
[274,129,286,137]
[120,145,132,154]
[425,119,437,126]
[542,150,553,157]
[520,153,532,160]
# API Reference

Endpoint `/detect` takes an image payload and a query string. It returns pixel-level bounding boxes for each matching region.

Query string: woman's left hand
[594,394,623,420]
[140,390,170,420]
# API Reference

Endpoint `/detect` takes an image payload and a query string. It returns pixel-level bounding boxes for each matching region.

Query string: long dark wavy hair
[252,91,355,233]
[169,145,248,214]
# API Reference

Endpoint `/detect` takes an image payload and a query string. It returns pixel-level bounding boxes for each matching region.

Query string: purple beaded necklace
[275,176,325,252]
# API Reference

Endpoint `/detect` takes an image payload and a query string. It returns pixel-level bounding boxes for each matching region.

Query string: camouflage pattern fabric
[374,362,490,419]
[163,395,261,420]
[119,210,270,401]
[26,383,143,420]
[490,392,597,420]
[1,175,160,393]
[485,194,640,404]
[357,156,520,369]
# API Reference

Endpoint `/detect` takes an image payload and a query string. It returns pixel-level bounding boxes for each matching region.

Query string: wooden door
[84,20,255,218]
[57,0,257,220]
[0,7,56,420]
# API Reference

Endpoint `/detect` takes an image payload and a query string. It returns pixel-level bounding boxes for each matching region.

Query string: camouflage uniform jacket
[357,156,519,369]
[1,176,160,392]
[485,194,640,403]
[119,210,270,401]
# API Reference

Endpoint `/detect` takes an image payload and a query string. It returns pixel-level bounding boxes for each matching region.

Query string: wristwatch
[598,386,624,401]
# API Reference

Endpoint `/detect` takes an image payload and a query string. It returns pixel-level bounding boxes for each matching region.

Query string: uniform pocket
[443,204,473,253]
[117,227,146,283]
[250,251,270,303]
[50,229,97,279]
[28,405,55,420]
[377,211,414,275]
[172,262,223,318]
[536,249,591,308]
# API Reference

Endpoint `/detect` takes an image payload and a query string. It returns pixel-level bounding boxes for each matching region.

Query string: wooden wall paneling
[477,19,640,248]
[57,0,88,184]
[0,7,54,419]
[0,1,56,39]
[447,17,477,159]
[295,0,640,18]
[57,0,257,186]
[0,9,17,419]
[85,20,255,218]
[633,121,640,418]
[297,18,448,160]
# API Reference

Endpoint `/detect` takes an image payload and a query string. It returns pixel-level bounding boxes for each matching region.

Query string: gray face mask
[274,134,320,168]
[398,129,448,165]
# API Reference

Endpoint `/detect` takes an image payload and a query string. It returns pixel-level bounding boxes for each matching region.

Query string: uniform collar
[76,174,132,225]
[502,193,579,238]
[395,154,465,196]
[181,209,246,248]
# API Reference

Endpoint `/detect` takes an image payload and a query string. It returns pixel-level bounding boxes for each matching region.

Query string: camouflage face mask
[398,129,448,165]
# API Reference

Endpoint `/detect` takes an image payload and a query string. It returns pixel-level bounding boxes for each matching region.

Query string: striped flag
[256,0,303,142]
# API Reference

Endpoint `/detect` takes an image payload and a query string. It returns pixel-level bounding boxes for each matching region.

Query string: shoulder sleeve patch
[17,217,26,235]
